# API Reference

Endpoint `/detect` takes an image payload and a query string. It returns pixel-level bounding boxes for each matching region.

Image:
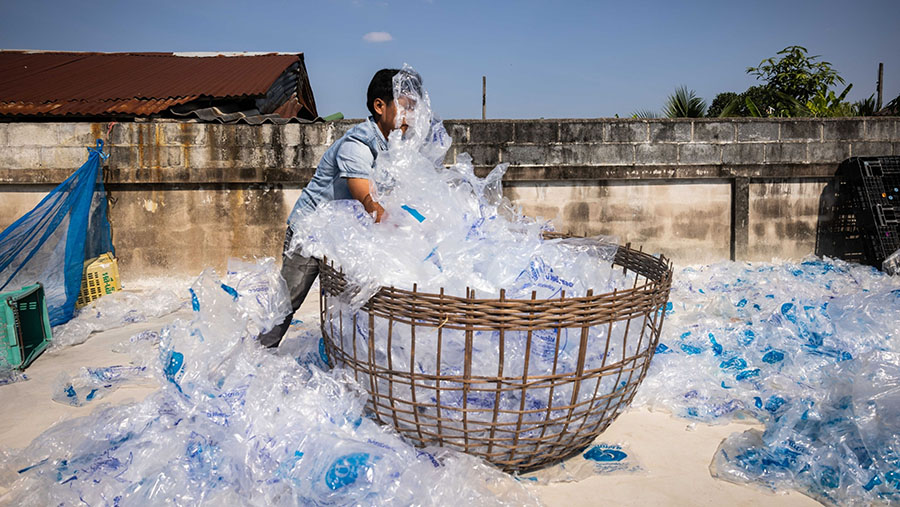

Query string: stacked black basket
[835,156,900,270]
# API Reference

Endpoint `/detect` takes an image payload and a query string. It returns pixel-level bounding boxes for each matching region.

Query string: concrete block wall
[505,181,733,264]
[446,117,897,263]
[444,118,898,176]
[1,118,897,278]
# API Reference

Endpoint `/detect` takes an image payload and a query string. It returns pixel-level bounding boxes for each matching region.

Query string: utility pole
[877,62,884,111]
[482,76,486,120]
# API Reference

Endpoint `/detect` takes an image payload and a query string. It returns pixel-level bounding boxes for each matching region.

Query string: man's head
[367,68,423,138]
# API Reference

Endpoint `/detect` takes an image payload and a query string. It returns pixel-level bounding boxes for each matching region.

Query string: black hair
[366,68,423,118]
[367,69,399,118]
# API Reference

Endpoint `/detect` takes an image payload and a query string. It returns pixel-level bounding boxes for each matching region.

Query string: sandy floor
[0,290,822,506]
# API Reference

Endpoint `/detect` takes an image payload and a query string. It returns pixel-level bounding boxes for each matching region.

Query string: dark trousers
[258,227,319,348]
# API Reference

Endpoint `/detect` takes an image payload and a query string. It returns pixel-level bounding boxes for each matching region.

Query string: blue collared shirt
[288,117,388,224]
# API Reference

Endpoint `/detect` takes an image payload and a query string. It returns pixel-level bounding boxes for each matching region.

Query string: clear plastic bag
[884,247,900,276]
[0,259,538,506]
[711,351,900,505]
[49,288,186,351]
[50,365,152,406]
[634,257,900,504]
[288,65,625,311]
[521,442,645,484]
[0,368,27,386]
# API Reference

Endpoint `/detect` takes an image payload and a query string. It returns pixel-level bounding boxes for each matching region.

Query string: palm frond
[631,109,659,119]
[664,86,707,118]
[745,96,762,117]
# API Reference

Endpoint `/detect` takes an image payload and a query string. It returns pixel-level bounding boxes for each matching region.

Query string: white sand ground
[0,289,822,506]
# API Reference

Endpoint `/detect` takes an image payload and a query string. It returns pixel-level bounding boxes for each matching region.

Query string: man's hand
[346,178,385,223]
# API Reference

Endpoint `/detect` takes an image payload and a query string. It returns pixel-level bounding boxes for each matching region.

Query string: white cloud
[363,31,393,43]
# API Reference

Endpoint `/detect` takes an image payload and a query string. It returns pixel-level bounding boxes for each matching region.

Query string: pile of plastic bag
[634,258,900,504]
[289,65,627,306]
[0,259,537,506]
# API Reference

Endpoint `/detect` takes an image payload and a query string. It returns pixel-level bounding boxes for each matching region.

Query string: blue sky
[1,0,898,119]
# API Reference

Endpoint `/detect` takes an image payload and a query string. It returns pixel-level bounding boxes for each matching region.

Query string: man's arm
[335,137,384,223]
[346,178,385,223]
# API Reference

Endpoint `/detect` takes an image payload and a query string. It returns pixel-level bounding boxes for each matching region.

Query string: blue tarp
[0,140,114,326]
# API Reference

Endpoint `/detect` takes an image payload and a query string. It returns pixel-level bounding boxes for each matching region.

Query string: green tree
[710,47,856,118]
[758,83,856,117]
[884,93,900,114]
[852,94,876,116]
[707,92,740,117]
[664,86,707,118]
[804,84,855,117]
[742,86,778,116]
[747,46,844,111]
[708,86,777,117]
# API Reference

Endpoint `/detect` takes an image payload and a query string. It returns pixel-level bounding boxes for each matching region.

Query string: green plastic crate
[1,283,52,370]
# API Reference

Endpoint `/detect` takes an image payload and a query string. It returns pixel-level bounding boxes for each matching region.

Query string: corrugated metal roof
[0,97,199,116]
[0,51,317,119]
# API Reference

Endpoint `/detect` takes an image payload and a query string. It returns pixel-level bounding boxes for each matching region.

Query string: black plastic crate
[819,180,870,264]
[836,157,900,264]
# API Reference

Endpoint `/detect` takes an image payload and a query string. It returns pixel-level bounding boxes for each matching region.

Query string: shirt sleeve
[335,138,375,179]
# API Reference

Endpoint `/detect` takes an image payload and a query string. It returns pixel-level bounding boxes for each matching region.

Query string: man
[259,68,419,348]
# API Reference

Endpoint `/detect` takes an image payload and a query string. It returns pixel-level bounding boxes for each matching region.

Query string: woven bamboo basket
[318,240,673,473]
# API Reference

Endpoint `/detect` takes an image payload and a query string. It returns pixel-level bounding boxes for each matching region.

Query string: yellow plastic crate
[76,253,121,308]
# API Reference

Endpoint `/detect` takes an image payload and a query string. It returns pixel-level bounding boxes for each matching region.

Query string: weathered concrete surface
[0,185,54,230]
[748,180,829,262]
[106,184,294,277]
[505,181,731,263]
[1,118,897,276]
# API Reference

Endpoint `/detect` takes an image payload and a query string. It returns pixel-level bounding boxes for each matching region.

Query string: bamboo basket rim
[320,240,672,304]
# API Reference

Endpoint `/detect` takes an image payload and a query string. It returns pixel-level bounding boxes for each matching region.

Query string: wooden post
[482,76,486,120]
[877,62,884,111]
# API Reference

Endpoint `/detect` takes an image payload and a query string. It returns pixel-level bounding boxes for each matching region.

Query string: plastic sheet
[51,365,153,407]
[223,257,292,338]
[0,260,538,506]
[885,247,900,276]
[0,369,27,386]
[634,257,900,504]
[276,324,332,373]
[49,288,186,351]
[111,329,161,356]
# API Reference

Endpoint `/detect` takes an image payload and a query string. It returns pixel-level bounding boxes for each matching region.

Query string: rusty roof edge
[1,50,303,58]
[172,52,303,57]
[0,94,262,105]
[0,52,312,118]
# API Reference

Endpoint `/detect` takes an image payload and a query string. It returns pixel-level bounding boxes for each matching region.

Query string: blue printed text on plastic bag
[580,443,644,475]
[584,446,627,462]
[325,452,372,490]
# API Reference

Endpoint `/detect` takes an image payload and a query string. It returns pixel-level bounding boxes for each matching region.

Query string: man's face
[395,95,417,128]
[374,97,412,138]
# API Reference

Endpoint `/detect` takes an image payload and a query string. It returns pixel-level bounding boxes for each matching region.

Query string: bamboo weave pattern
[319,241,673,472]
